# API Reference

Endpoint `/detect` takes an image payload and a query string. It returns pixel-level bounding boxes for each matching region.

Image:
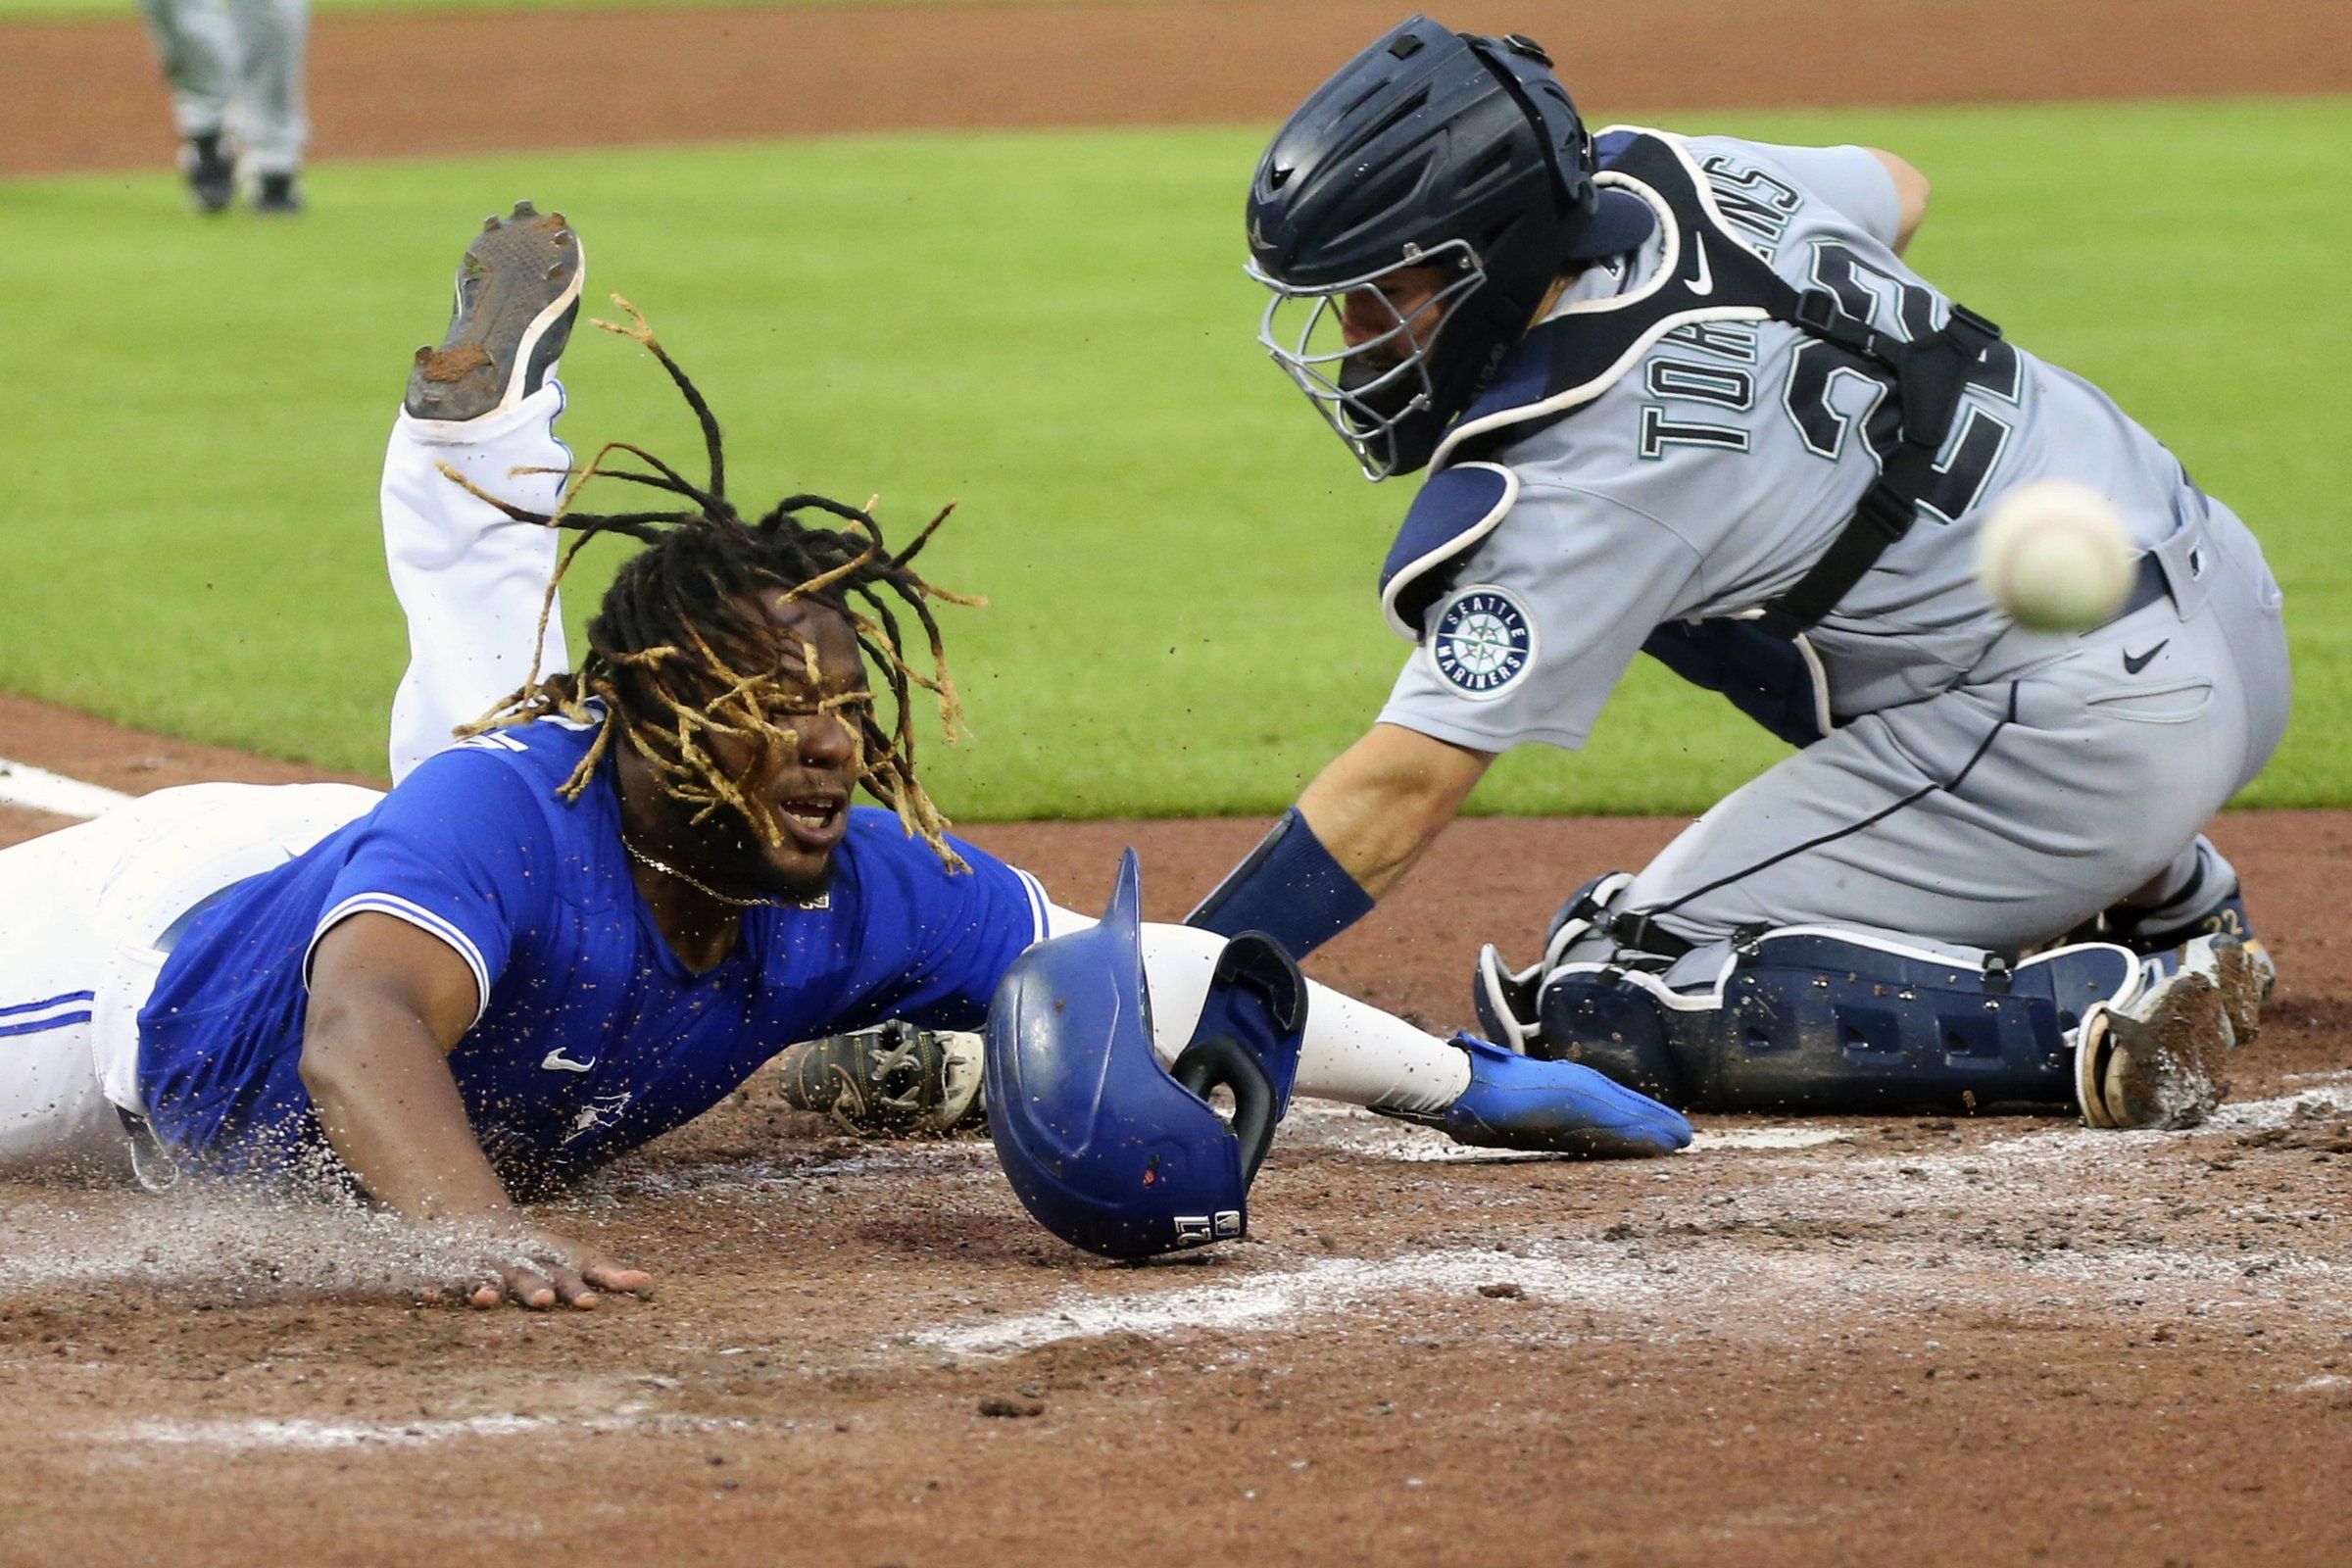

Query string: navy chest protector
[1378,127,2010,748]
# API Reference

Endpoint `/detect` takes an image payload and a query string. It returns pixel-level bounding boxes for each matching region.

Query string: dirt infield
[2,693,2350,1565]
[5,0,2351,1559]
[6,0,2352,177]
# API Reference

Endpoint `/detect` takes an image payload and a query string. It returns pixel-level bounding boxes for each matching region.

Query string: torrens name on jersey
[1431,586,1537,699]
[1698,152,1803,259]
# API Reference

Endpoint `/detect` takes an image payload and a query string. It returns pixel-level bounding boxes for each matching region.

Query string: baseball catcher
[0,204,1689,1305]
[1188,16,2288,1128]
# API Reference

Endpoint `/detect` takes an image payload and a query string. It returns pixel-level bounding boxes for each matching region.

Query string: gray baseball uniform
[1377,131,2289,971]
[138,0,309,176]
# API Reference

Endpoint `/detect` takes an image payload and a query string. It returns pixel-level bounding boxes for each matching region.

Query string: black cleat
[252,172,305,216]
[403,200,584,423]
[775,1022,987,1138]
[182,133,234,215]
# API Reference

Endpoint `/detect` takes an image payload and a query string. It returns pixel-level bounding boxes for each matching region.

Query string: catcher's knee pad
[1473,870,1637,1053]
[1539,930,2141,1114]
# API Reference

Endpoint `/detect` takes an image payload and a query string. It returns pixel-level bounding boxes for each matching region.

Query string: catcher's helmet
[985,851,1306,1260]
[1247,15,1655,478]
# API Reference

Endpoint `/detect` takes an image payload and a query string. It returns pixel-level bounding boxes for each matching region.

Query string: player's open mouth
[776,795,849,848]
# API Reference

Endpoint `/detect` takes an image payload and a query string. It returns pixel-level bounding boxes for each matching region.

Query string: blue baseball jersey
[136,717,1048,1188]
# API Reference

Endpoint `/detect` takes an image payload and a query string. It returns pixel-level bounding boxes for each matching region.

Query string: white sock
[1044,904,1470,1116]
[379,385,575,783]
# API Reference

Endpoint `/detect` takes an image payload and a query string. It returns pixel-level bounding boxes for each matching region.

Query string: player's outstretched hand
[435,1223,654,1311]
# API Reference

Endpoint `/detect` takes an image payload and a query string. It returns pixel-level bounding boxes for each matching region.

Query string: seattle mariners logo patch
[1430,585,1536,700]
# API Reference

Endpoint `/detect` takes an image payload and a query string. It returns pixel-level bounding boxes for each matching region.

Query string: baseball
[1975,479,2134,631]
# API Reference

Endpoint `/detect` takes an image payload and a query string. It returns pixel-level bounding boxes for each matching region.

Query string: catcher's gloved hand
[775,1021,987,1138]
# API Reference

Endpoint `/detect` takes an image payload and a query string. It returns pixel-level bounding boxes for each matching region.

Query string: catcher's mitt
[776,1021,986,1138]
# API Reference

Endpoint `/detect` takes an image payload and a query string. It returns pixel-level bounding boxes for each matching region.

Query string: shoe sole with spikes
[404,201,584,423]
[776,1024,986,1138]
[2204,936,2270,1047]
[2074,972,2234,1131]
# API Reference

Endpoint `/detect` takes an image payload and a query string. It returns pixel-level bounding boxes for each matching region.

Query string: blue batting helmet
[1247,15,1655,478]
[986,851,1306,1260]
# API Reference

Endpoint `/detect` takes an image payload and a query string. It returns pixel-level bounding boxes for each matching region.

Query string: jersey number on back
[1783,243,2023,522]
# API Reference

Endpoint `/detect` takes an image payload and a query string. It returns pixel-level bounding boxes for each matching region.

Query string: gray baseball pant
[137,0,310,175]
[1577,493,2289,982]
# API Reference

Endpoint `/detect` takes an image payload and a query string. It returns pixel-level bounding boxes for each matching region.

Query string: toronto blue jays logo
[1431,586,1535,699]
[564,1091,635,1146]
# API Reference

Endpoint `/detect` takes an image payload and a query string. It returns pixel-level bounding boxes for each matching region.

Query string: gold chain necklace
[621,838,797,910]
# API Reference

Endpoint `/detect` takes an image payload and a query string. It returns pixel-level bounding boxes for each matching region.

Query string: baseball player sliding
[1189,17,2288,1128]
[0,205,1688,1307]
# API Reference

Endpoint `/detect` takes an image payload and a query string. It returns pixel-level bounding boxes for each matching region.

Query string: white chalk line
[118,1408,779,1453]
[128,1414,559,1451]
[0,756,130,819]
[912,1083,2352,1361]
[1690,1126,1849,1151]
[911,1247,1690,1358]
[912,1228,2344,1362]
[1285,1103,1846,1162]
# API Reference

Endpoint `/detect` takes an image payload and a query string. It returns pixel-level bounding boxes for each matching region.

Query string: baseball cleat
[252,172,305,217]
[180,133,234,215]
[404,200,584,423]
[1379,1032,1692,1157]
[2073,938,2261,1130]
[2100,882,2276,999]
[775,1021,986,1138]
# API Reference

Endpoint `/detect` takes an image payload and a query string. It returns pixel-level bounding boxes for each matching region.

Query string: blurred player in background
[137,0,309,213]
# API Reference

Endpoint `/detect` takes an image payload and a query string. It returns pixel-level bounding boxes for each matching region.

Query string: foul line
[0,757,131,820]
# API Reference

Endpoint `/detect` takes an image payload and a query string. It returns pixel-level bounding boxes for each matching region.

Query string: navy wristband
[1185,808,1377,959]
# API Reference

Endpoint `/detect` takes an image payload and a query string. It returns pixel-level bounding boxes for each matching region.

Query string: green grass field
[2,99,2346,820]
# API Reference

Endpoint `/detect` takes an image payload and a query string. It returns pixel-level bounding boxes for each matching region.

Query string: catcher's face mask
[1242,18,1654,480]
[984,850,1306,1260]
[1250,242,1485,482]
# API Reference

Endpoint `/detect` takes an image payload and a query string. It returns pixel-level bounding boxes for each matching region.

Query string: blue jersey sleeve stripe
[0,1009,93,1040]
[0,989,97,1021]
[305,893,493,1028]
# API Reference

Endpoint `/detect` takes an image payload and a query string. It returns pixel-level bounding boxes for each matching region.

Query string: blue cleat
[1381,1033,1693,1157]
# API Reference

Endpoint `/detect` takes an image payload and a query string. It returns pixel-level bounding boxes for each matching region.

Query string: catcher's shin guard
[1537,931,2141,1115]
[1533,975,1688,1106]
[775,1022,986,1138]
[1471,871,1637,1054]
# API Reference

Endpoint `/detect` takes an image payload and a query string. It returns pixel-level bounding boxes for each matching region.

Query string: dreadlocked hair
[446,296,983,871]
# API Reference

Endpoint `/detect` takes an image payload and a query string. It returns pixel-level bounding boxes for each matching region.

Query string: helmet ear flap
[1169,1034,1280,1184]
[1170,930,1307,1186]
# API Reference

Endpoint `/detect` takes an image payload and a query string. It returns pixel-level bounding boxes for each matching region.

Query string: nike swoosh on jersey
[2122,640,2170,675]
[1686,237,1714,297]
[541,1049,597,1073]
